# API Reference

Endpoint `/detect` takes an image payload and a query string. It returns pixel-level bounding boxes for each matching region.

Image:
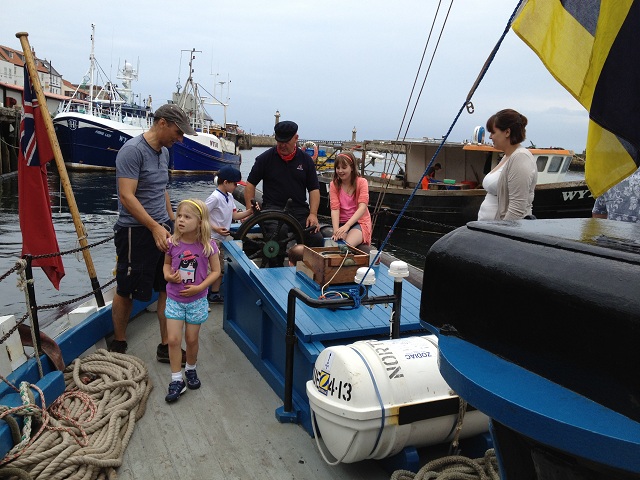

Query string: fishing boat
[53,25,152,171]
[7,1,640,478]
[304,144,385,173]
[317,136,593,237]
[168,49,241,173]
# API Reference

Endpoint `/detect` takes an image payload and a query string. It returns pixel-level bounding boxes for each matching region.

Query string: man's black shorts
[114,223,172,301]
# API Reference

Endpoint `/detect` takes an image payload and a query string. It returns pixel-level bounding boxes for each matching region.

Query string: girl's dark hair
[332,151,359,187]
[486,109,528,145]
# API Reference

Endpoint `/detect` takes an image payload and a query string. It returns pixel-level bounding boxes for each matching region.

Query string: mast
[89,24,95,116]
[16,32,105,308]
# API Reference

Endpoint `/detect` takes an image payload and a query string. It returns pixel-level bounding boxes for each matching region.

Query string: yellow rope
[0,349,152,479]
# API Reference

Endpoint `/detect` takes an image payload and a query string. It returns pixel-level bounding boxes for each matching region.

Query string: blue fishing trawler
[168,49,241,173]
[53,25,152,171]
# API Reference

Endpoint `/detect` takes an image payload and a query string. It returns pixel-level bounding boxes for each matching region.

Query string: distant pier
[249,134,405,154]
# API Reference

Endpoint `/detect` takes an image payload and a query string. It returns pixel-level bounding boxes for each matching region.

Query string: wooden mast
[16,32,105,307]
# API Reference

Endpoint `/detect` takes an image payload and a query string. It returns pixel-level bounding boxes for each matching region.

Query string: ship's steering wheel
[233,204,306,268]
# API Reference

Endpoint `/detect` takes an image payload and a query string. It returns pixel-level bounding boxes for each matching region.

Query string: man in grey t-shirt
[110,104,196,362]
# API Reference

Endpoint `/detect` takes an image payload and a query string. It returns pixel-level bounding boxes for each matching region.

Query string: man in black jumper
[244,121,323,264]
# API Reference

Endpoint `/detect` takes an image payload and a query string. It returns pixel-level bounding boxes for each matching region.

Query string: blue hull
[170,136,241,172]
[53,116,134,170]
[221,242,427,436]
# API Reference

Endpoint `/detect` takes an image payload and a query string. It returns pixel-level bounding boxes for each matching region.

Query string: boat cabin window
[536,155,566,173]
[536,156,548,172]
[547,156,564,173]
[560,156,571,173]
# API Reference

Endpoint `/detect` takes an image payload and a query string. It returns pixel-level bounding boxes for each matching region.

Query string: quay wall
[0,107,19,175]
[250,135,276,147]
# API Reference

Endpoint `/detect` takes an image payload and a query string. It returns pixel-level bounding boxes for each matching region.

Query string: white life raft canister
[306,335,489,464]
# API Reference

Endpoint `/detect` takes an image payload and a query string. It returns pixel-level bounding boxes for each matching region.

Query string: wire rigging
[372,0,455,227]
[372,0,526,258]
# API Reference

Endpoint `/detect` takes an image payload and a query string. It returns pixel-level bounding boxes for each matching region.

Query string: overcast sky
[4,0,588,151]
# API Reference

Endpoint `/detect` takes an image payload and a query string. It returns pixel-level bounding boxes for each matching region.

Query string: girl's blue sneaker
[185,369,201,389]
[165,380,186,402]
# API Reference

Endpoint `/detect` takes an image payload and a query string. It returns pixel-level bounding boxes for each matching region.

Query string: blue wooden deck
[221,241,427,435]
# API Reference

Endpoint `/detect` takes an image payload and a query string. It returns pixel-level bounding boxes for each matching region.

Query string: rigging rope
[372,0,525,258]
[373,0,455,224]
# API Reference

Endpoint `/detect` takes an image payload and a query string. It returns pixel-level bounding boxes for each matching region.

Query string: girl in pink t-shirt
[163,198,221,403]
[329,152,372,246]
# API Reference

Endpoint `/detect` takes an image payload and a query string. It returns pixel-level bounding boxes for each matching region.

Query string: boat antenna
[89,24,95,116]
[176,50,184,92]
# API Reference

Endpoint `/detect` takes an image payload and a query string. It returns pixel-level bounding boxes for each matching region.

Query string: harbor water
[0,147,431,322]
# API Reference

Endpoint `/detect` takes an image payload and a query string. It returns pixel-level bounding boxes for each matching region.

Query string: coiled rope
[0,349,152,479]
[390,449,499,480]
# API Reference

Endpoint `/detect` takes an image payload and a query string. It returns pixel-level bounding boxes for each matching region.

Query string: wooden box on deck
[298,245,369,286]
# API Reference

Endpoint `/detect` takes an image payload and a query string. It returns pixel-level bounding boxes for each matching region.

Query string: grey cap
[154,104,197,136]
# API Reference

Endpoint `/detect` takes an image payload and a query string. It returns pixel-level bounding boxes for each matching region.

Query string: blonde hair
[171,198,214,256]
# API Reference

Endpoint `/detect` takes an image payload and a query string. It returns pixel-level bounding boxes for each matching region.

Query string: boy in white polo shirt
[204,166,253,303]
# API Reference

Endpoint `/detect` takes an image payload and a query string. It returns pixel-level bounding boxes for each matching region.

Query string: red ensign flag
[18,67,65,289]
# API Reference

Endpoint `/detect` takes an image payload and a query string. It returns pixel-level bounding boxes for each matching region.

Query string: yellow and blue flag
[513,0,640,197]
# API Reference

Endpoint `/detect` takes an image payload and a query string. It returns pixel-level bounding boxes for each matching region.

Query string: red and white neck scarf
[277,145,297,162]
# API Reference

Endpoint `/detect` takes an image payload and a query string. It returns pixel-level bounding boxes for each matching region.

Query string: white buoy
[472,126,486,144]
[307,335,489,464]
[354,267,376,285]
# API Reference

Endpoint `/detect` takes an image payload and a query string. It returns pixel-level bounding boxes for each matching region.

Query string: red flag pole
[16,32,105,308]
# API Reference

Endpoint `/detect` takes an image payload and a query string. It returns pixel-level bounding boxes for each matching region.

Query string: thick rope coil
[390,449,499,480]
[0,349,152,479]
[0,466,32,479]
